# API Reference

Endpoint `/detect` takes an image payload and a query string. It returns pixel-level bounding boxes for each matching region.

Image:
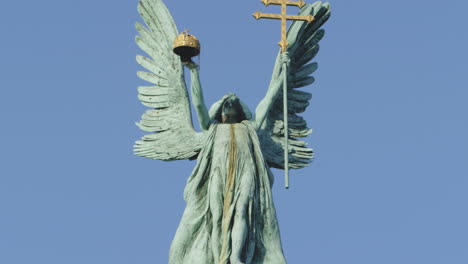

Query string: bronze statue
[133,0,331,263]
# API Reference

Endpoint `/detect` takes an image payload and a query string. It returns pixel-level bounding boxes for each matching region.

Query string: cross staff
[253,0,314,52]
[253,0,314,188]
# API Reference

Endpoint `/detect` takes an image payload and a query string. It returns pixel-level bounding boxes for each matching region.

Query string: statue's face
[221,96,244,123]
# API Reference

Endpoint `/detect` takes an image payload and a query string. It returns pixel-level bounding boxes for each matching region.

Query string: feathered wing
[133,0,204,161]
[260,1,331,169]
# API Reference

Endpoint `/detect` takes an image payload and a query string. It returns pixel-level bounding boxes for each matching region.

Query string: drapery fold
[169,121,286,264]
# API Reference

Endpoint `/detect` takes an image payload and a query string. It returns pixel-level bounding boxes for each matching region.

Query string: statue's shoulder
[240,120,260,134]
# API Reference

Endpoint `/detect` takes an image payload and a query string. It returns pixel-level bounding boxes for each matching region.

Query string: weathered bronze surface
[133,0,331,262]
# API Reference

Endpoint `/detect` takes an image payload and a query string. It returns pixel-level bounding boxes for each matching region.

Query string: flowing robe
[169,121,287,264]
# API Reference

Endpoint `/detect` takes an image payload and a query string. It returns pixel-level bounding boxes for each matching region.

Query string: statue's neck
[222,116,239,124]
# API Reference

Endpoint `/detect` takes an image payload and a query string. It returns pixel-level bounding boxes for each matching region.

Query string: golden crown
[173,31,201,61]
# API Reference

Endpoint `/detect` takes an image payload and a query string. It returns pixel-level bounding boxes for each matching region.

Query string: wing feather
[292,62,318,80]
[136,71,170,86]
[138,86,171,96]
[289,76,316,89]
[289,90,312,102]
[138,2,171,50]
[294,45,321,70]
[295,29,325,57]
[136,55,169,78]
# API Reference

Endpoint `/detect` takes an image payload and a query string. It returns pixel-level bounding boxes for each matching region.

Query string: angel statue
[133,0,330,263]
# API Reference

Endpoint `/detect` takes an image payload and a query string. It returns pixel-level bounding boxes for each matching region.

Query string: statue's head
[209,93,252,124]
[221,95,246,123]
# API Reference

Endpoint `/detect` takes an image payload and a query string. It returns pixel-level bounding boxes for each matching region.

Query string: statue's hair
[209,93,253,122]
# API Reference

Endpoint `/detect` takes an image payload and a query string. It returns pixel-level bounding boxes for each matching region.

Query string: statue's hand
[183,60,199,71]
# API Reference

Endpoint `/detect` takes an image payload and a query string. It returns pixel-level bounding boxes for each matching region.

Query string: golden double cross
[253,0,314,53]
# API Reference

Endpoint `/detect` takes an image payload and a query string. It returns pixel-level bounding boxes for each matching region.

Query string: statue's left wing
[259,2,331,169]
[133,0,204,161]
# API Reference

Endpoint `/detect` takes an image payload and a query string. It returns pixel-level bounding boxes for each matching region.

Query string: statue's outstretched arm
[254,75,282,129]
[186,63,210,131]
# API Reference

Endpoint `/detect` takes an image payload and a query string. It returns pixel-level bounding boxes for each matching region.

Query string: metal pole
[281,2,289,189]
[282,53,289,189]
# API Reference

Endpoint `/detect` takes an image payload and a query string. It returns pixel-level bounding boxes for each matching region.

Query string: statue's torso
[211,123,256,193]
[213,123,253,151]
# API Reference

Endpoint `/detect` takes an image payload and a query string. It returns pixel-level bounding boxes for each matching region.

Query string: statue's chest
[211,124,257,180]
[213,124,252,152]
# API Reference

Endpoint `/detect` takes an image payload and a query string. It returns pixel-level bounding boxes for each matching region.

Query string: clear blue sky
[0,0,467,263]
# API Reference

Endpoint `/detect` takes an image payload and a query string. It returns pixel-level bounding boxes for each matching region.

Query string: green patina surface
[133,0,330,263]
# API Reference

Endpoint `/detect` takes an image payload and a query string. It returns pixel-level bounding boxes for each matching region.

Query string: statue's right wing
[133,0,204,161]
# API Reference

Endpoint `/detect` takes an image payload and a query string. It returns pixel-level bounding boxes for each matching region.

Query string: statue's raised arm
[186,63,210,131]
[255,2,331,169]
[133,0,207,161]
